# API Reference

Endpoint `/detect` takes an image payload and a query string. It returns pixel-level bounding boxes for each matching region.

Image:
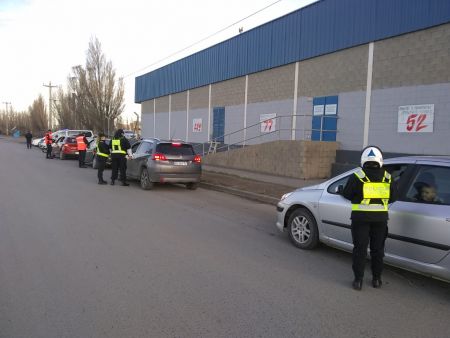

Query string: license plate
[173,161,187,166]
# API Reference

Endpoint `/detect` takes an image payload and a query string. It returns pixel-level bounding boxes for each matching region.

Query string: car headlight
[281,192,293,201]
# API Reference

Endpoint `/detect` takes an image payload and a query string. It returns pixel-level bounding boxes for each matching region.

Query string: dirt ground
[200,171,296,200]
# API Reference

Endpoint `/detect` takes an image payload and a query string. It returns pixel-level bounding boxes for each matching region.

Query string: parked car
[52,129,94,142]
[85,139,112,168]
[32,137,44,147]
[51,136,79,160]
[126,139,202,190]
[38,138,47,152]
[276,156,450,282]
[123,130,136,140]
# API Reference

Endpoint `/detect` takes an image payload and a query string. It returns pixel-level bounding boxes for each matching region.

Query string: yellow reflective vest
[352,169,391,212]
[111,138,126,154]
[96,142,109,158]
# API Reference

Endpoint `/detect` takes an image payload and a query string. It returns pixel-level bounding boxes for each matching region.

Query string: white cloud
[0,0,314,118]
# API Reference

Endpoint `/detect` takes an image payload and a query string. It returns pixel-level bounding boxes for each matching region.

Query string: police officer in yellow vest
[110,129,131,186]
[343,146,397,290]
[96,132,110,185]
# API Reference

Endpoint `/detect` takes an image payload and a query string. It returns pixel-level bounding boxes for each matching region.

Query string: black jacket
[96,140,110,159]
[343,167,397,222]
[109,137,131,158]
[25,132,32,141]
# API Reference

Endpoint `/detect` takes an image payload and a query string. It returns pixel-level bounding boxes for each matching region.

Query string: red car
[52,136,79,160]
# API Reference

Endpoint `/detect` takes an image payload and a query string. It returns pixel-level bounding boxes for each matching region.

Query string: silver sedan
[276,156,450,282]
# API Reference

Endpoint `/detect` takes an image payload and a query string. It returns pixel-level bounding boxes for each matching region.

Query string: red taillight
[172,142,182,147]
[193,155,201,163]
[152,153,167,161]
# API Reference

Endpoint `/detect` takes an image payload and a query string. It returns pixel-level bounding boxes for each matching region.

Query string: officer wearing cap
[110,129,131,186]
[343,146,397,290]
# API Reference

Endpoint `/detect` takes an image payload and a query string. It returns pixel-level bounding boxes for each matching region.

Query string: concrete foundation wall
[203,140,339,179]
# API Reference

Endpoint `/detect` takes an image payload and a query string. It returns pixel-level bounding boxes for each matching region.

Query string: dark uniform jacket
[25,132,32,141]
[97,140,110,159]
[110,137,131,158]
[343,167,397,222]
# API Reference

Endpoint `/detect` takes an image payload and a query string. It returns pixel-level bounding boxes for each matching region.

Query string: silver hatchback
[126,139,202,190]
[276,156,450,282]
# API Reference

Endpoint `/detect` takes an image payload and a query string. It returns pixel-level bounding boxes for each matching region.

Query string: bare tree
[71,37,125,134]
[54,88,76,129]
[29,95,48,133]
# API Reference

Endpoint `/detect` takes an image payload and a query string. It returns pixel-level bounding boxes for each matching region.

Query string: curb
[199,182,279,205]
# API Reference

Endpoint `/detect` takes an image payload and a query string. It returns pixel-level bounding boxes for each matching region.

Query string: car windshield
[156,143,194,155]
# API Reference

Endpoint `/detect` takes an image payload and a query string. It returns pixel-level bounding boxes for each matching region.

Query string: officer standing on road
[110,129,131,186]
[25,130,33,149]
[76,132,89,168]
[96,132,110,185]
[44,129,53,159]
[342,146,397,291]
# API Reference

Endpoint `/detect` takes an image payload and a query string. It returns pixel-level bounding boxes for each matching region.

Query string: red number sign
[406,113,428,132]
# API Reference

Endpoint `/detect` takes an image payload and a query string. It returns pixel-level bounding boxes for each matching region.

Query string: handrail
[210,114,337,144]
[193,114,338,156]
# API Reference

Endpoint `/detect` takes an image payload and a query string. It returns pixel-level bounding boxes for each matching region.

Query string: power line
[123,0,283,78]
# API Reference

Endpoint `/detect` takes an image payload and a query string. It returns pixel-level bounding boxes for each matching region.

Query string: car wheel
[287,208,319,250]
[92,156,98,169]
[59,151,65,160]
[140,168,154,190]
[186,182,198,190]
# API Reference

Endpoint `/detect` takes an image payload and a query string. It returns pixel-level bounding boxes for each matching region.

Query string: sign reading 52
[398,104,434,133]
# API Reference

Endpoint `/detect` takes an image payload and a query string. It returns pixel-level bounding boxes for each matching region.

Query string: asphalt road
[1,138,449,338]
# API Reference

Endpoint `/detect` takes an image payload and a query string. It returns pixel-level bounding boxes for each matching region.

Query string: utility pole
[43,81,58,130]
[2,101,11,135]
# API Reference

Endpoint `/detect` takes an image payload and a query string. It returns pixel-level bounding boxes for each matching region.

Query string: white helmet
[361,146,383,168]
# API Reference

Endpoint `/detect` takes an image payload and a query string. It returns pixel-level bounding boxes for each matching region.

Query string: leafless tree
[29,95,48,133]
[71,37,125,134]
[54,88,76,129]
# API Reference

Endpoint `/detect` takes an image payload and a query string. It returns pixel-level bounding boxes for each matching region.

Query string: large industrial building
[135,0,450,156]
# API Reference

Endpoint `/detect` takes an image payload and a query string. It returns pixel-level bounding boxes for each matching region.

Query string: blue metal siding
[135,0,450,103]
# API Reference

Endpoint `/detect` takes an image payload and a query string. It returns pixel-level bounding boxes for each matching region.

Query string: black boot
[352,279,363,291]
[110,180,115,185]
[372,278,382,288]
[121,181,130,186]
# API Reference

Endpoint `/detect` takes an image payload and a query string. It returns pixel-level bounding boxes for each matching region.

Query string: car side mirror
[336,185,344,194]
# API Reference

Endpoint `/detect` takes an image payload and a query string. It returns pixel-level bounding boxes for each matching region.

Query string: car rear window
[66,137,77,143]
[156,143,194,155]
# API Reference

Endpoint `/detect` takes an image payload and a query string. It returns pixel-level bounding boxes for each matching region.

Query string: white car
[32,137,44,147]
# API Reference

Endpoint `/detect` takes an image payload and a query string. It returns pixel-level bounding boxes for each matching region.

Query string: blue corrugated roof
[135,0,450,103]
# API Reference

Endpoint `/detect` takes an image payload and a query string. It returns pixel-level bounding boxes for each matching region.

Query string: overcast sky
[0,0,315,120]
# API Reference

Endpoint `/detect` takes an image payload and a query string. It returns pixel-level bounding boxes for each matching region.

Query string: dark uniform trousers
[78,150,86,167]
[351,220,388,279]
[97,156,106,182]
[111,156,127,182]
[46,144,52,158]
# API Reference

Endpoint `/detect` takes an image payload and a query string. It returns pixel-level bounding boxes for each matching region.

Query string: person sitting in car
[416,183,443,204]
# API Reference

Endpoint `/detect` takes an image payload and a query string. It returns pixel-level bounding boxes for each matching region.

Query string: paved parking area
[1,138,449,338]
